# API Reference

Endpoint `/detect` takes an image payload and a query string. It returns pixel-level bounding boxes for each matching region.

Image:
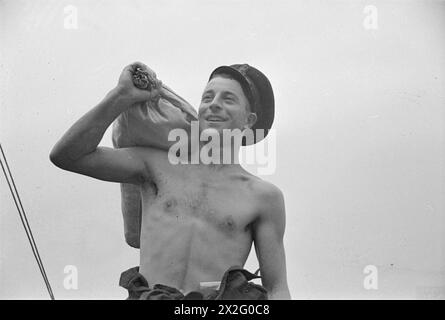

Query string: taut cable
[0,143,55,300]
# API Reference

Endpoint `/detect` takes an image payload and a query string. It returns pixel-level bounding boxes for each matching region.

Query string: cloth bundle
[112,67,198,248]
[119,266,268,300]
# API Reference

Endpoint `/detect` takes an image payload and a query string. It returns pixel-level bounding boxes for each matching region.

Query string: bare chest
[141,167,259,234]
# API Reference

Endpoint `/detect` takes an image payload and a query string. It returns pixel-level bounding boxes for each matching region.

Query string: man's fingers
[130,61,157,79]
[142,88,161,101]
[120,62,161,103]
[132,61,147,68]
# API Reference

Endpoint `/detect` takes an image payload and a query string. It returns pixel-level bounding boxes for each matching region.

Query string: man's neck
[197,140,241,167]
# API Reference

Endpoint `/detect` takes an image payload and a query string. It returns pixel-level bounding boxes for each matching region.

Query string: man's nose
[208,98,222,112]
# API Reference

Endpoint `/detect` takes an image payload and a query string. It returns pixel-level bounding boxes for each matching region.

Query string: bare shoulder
[250,177,284,203]
[249,177,285,218]
[249,177,286,239]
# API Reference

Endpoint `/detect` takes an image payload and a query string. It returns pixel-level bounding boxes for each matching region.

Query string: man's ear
[244,112,258,129]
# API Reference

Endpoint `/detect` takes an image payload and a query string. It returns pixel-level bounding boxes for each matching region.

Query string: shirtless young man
[50,62,291,300]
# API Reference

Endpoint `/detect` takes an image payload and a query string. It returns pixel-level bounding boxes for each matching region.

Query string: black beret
[209,64,275,145]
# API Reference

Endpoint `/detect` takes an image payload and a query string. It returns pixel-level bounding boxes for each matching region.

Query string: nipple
[164,198,178,212]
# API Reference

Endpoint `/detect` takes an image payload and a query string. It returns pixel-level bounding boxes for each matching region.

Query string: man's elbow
[50,147,62,167]
[49,145,73,170]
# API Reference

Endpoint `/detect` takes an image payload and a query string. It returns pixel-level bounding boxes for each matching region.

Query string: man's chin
[200,127,223,139]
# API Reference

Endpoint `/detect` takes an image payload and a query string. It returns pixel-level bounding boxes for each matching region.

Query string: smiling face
[198,75,257,136]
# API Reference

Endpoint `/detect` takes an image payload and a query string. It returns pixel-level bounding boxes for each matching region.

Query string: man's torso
[137,148,264,293]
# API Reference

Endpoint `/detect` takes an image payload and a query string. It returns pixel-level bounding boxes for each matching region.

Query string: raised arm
[253,183,291,300]
[50,62,161,184]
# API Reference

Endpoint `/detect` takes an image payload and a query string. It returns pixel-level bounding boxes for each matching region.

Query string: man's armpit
[129,146,171,182]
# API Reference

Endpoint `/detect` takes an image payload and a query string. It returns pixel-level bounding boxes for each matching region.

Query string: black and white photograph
[1,0,444,302]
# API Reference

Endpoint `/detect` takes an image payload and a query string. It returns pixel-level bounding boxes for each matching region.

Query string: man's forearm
[50,88,130,166]
[268,288,291,300]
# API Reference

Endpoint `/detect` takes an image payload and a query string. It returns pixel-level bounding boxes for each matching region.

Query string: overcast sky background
[1,0,444,299]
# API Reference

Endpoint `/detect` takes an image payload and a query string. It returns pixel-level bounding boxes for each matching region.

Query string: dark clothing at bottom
[119,265,268,300]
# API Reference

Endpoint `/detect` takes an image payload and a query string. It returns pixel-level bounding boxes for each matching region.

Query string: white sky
[1,0,444,299]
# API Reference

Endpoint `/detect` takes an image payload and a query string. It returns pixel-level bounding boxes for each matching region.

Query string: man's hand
[50,62,163,183]
[115,62,162,105]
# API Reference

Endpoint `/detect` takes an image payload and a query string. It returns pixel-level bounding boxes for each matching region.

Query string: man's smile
[205,115,228,122]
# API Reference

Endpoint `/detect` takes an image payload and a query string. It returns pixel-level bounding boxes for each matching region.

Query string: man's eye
[202,96,212,102]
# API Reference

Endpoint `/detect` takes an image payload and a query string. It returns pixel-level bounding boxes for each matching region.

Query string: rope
[0,143,55,300]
